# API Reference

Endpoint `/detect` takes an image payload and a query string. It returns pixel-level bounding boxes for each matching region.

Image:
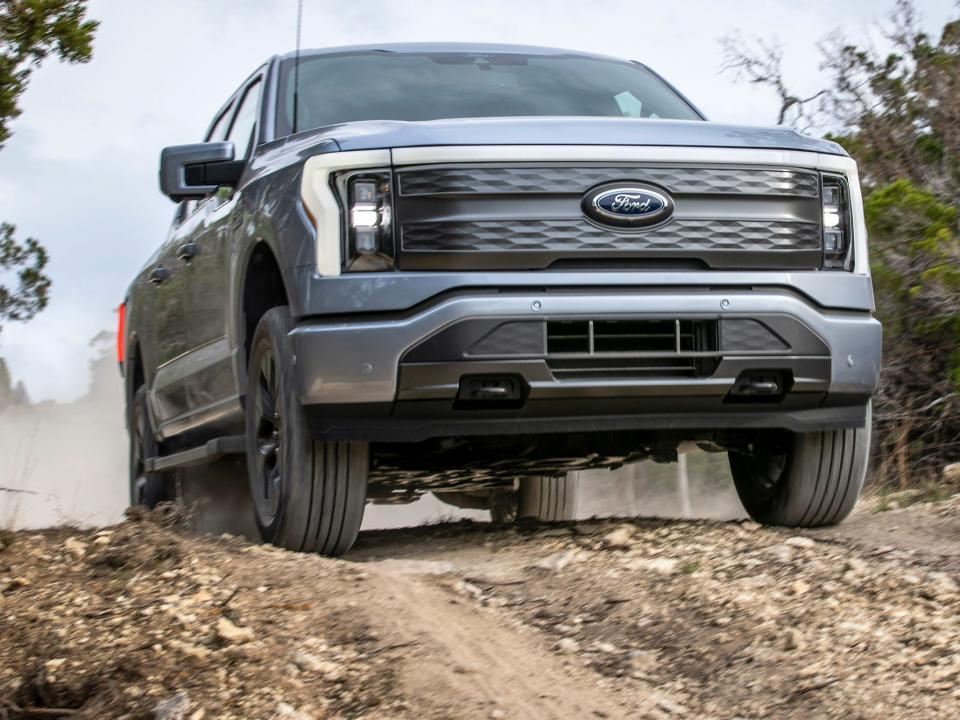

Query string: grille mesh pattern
[722,319,789,351]
[399,166,820,197]
[467,322,545,356]
[402,219,821,253]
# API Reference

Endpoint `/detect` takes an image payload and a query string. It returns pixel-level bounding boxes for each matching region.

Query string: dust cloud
[0,337,128,530]
[573,451,747,522]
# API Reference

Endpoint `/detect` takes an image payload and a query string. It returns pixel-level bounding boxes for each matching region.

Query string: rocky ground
[2,494,960,719]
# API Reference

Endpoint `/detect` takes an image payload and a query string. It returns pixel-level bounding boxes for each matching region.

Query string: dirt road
[2,495,959,719]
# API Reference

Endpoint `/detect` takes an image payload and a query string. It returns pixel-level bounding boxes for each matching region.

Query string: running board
[144,435,245,472]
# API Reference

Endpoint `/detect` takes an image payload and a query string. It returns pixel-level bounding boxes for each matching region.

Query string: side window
[207,104,235,142]
[226,79,262,160]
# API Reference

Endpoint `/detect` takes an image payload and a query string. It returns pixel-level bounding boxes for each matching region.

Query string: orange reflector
[117,302,126,364]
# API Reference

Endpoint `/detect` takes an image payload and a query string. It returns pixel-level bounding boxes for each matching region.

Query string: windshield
[276,50,701,136]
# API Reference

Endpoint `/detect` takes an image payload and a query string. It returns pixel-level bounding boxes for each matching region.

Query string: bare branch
[719,32,825,130]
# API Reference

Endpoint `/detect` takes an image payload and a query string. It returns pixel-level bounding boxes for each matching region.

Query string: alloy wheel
[252,347,283,523]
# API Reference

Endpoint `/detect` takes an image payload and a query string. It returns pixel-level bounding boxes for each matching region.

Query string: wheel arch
[234,240,291,396]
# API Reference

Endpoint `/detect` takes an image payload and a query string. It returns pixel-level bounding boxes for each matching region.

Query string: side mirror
[158,141,244,202]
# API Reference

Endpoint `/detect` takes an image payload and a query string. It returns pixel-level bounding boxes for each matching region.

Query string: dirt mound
[3,498,960,718]
[0,507,404,719]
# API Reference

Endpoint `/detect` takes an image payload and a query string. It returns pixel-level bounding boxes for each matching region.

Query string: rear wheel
[518,473,579,521]
[245,306,368,556]
[729,410,870,527]
[129,385,175,508]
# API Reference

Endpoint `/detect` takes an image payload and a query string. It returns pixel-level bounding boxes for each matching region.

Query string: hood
[305,117,846,156]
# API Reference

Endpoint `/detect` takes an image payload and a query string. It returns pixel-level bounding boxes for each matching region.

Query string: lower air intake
[546,319,720,380]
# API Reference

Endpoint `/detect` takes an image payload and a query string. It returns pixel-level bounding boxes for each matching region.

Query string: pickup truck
[120,43,881,555]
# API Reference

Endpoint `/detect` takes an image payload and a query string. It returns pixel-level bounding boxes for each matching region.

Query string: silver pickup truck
[121,43,881,555]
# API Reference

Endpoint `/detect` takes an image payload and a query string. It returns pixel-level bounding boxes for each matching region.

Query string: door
[148,97,237,439]
[181,77,264,429]
[146,209,196,432]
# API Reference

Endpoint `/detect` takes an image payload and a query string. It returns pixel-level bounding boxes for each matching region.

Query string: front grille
[545,319,720,380]
[399,165,820,197]
[401,219,821,254]
[393,162,825,271]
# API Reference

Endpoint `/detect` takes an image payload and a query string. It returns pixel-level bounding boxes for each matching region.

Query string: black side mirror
[158,141,245,202]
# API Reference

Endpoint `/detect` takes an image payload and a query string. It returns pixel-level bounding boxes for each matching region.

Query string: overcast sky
[0,0,955,401]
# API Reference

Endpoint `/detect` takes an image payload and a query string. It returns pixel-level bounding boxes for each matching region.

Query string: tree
[721,1,960,487]
[0,1,97,327]
[719,34,827,130]
[0,355,28,409]
[0,220,49,322]
[1,0,97,147]
[0,356,10,407]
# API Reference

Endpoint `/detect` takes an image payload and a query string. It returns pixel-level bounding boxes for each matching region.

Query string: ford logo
[582,183,674,229]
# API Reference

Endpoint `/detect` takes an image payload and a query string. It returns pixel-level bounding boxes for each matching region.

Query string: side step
[144,435,245,473]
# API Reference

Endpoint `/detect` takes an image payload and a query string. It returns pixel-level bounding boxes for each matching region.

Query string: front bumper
[290,286,881,442]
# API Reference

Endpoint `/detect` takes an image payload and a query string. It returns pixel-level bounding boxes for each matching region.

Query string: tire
[518,472,579,521]
[245,306,368,556]
[129,385,175,508]
[728,409,871,527]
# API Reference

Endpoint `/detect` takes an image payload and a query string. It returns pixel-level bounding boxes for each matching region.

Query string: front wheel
[245,306,368,556]
[729,409,871,527]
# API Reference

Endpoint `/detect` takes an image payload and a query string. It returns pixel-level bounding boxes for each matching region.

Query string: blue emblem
[582,183,674,228]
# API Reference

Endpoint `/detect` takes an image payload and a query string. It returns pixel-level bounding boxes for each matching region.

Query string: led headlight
[343,173,394,272]
[821,174,851,269]
[299,150,392,277]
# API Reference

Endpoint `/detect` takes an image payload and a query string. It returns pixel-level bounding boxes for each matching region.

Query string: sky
[0,0,956,402]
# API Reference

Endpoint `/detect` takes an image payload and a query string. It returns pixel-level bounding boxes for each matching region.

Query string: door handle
[148,266,170,285]
[177,242,199,262]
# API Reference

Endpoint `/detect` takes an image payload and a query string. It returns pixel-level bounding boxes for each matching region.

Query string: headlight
[821,174,851,270]
[299,150,392,277]
[338,171,394,272]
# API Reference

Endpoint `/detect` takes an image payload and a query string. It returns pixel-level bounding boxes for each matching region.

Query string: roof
[276,42,629,63]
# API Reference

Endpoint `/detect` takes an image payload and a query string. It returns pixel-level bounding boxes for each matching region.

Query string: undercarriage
[365,429,791,502]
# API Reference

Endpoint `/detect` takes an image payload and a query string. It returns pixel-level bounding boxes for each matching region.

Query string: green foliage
[0,1,97,331]
[834,4,960,484]
[0,0,98,147]
[0,221,50,323]
[866,180,960,384]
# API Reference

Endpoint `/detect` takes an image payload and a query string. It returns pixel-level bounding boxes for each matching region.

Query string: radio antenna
[292,0,304,134]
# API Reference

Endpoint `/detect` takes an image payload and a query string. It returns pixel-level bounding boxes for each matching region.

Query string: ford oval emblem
[582,183,674,229]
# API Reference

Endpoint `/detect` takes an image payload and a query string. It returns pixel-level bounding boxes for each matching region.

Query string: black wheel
[245,306,368,556]
[129,385,174,508]
[728,409,871,527]
[518,472,579,521]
